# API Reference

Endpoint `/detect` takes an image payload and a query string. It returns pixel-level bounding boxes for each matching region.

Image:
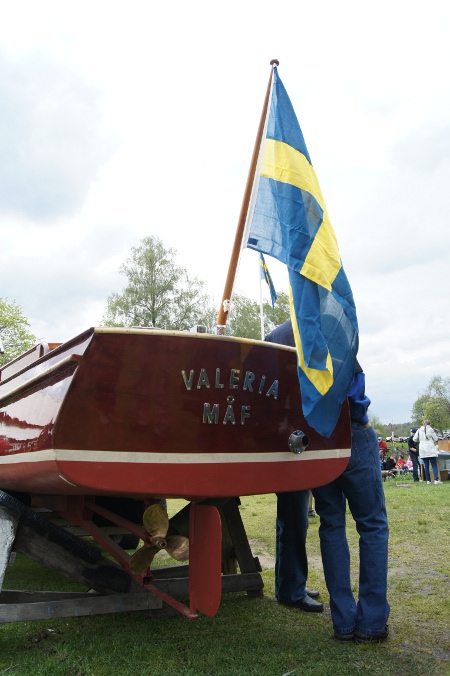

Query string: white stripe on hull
[0,447,350,466]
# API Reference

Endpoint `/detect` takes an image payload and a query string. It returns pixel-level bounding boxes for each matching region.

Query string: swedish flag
[259,253,277,309]
[247,67,358,437]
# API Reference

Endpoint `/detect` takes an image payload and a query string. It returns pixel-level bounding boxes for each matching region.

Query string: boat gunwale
[0,355,82,406]
[92,326,296,351]
[0,327,95,386]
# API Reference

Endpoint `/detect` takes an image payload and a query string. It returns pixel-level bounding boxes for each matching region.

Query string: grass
[1,478,449,676]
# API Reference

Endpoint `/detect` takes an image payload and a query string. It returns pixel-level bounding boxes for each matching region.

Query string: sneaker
[354,625,389,643]
[434,480,442,484]
[427,481,432,484]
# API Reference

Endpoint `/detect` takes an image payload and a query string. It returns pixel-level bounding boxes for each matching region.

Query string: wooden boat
[0,326,350,501]
[0,325,350,620]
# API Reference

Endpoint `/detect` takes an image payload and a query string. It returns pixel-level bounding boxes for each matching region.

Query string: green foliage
[102,239,290,342]
[263,290,290,333]
[225,293,261,339]
[368,413,385,438]
[0,298,37,367]
[102,236,216,331]
[411,394,431,426]
[412,376,450,432]
[225,290,291,340]
[367,416,414,440]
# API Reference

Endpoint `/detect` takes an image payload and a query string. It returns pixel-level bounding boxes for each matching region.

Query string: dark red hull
[0,328,351,500]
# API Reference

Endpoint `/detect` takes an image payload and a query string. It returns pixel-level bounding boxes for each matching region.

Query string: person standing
[313,362,390,643]
[264,321,323,613]
[275,490,323,612]
[413,421,441,484]
[407,428,420,482]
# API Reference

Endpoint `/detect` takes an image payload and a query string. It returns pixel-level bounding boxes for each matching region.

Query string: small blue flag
[259,253,277,309]
[247,67,359,437]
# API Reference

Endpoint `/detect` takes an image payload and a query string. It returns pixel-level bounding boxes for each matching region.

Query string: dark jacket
[407,434,419,455]
[385,457,396,471]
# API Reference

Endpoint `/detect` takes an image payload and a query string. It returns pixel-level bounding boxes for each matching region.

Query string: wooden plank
[221,572,264,594]
[0,590,94,603]
[220,498,263,598]
[151,564,189,580]
[151,572,263,597]
[13,522,143,596]
[220,507,238,575]
[221,499,261,573]
[0,591,162,623]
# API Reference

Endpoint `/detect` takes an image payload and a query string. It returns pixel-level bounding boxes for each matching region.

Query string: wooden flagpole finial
[270,59,279,67]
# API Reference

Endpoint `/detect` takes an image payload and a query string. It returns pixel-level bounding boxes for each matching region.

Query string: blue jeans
[313,423,390,636]
[422,456,439,482]
[275,489,310,603]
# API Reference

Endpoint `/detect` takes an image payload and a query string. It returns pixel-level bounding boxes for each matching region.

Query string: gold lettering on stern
[181,368,279,425]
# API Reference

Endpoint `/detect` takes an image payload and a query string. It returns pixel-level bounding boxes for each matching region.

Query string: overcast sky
[0,0,449,425]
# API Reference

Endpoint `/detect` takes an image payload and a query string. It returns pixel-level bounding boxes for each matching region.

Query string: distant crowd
[378,422,443,484]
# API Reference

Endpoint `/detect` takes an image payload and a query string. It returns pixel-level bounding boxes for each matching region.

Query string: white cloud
[0,49,115,220]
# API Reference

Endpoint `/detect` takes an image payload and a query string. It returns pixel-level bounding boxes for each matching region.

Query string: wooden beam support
[0,590,163,623]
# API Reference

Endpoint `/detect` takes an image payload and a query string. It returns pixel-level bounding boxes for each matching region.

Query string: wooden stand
[0,494,263,623]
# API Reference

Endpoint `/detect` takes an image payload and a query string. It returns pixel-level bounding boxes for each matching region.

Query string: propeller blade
[143,504,169,537]
[166,534,190,562]
[129,545,159,574]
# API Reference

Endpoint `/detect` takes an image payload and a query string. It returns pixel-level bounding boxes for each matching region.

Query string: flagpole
[216,59,279,334]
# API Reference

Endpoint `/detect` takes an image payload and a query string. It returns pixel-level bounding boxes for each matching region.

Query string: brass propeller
[129,504,189,574]
[143,502,170,536]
